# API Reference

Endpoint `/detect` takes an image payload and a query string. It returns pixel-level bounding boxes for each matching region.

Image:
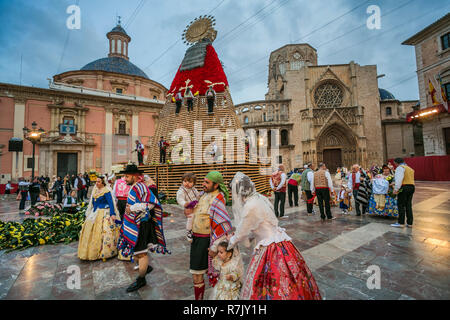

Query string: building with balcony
[402,13,450,156]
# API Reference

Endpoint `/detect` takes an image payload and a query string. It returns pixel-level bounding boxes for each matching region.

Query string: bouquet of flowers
[25,202,63,217]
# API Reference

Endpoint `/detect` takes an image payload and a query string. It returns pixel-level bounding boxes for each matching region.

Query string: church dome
[80,57,149,79]
[379,88,396,101]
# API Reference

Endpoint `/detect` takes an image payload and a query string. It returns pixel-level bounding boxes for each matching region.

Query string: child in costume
[372,174,389,210]
[210,241,243,300]
[176,172,201,243]
[337,184,352,214]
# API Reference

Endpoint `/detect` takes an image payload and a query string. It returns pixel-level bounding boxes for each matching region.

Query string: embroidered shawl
[117,182,170,258]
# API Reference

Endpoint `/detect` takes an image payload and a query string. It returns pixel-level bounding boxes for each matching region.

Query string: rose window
[314,82,343,108]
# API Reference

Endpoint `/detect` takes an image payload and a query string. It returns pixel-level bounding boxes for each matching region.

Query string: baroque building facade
[236,44,420,171]
[0,23,166,183]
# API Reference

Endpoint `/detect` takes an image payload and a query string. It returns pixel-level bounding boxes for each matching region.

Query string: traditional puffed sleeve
[130,202,155,212]
[228,202,261,249]
[176,187,187,207]
[105,191,116,216]
[227,253,244,282]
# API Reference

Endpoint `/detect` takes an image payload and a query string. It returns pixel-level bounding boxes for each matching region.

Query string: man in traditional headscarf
[189,170,232,300]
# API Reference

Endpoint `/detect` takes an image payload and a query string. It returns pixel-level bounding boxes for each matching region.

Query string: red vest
[114,178,131,200]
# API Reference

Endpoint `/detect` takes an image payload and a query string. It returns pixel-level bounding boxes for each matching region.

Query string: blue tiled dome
[109,25,128,36]
[379,88,396,101]
[81,56,149,79]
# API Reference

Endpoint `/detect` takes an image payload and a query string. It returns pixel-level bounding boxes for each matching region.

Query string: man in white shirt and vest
[311,163,335,221]
[301,163,315,215]
[270,164,287,218]
[391,158,415,228]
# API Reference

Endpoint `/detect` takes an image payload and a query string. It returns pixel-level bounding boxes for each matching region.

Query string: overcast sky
[0,0,447,104]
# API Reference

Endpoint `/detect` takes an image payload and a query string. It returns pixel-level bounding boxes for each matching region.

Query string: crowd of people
[2,156,415,300]
[271,157,416,228]
[15,173,92,213]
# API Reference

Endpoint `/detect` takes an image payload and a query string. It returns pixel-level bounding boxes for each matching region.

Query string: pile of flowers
[24,202,64,217]
[0,204,87,252]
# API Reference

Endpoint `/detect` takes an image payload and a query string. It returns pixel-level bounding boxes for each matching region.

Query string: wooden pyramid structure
[140,16,270,198]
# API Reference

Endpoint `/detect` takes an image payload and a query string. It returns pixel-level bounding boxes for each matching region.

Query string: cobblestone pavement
[0,181,449,300]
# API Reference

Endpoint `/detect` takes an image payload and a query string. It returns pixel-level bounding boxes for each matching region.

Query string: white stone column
[12,100,25,180]
[104,111,113,172]
[131,111,139,163]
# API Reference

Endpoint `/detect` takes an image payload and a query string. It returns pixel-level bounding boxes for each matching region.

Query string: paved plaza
[0,181,449,300]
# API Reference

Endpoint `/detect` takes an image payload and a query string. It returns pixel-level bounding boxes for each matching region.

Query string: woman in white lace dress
[227,172,322,300]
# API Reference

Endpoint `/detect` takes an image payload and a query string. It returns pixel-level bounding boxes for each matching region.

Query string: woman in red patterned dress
[227,172,322,300]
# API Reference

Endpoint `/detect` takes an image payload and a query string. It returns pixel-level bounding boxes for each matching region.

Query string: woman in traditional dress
[368,165,398,217]
[78,176,121,261]
[227,172,322,300]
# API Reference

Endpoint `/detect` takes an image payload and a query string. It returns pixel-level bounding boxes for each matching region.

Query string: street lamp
[23,121,46,180]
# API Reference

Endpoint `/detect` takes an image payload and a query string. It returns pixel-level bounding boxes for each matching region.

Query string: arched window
[244,116,249,124]
[118,121,126,135]
[281,129,289,146]
[118,39,122,54]
[386,106,392,116]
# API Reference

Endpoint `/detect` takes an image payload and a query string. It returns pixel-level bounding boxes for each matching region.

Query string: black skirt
[134,215,158,254]
[190,236,210,272]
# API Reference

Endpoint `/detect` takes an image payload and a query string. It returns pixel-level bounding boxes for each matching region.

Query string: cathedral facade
[236,44,419,171]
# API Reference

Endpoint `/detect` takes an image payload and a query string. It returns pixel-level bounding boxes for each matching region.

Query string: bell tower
[107,18,131,60]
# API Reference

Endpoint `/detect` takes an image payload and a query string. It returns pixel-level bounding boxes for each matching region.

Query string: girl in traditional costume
[209,241,243,300]
[368,165,399,217]
[228,172,322,300]
[78,176,121,261]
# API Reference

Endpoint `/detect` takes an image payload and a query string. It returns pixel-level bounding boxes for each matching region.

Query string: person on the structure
[301,163,316,215]
[206,85,216,114]
[78,176,121,261]
[227,172,322,300]
[190,171,232,300]
[175,91,183,114]
[270,164,287,218]
[158,136,169,164]
[117,163,170,292]
[311,162,335,221]
[133,140,145,165]
[391,158,415,228]
[185,87,194,112]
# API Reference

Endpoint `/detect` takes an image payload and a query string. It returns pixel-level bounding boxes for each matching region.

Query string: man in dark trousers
[205,86,216,114]
[133,140,145,165]
[158,136,169,164]
[347,164,364,216]
[391,158,415,228]
[18,178,29,212]
[270,164,287,218]
[74,173,86,203]
[52,176,64,204]
[29,177,41,206]
[311,163,335,221]
[301,163,316,215]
